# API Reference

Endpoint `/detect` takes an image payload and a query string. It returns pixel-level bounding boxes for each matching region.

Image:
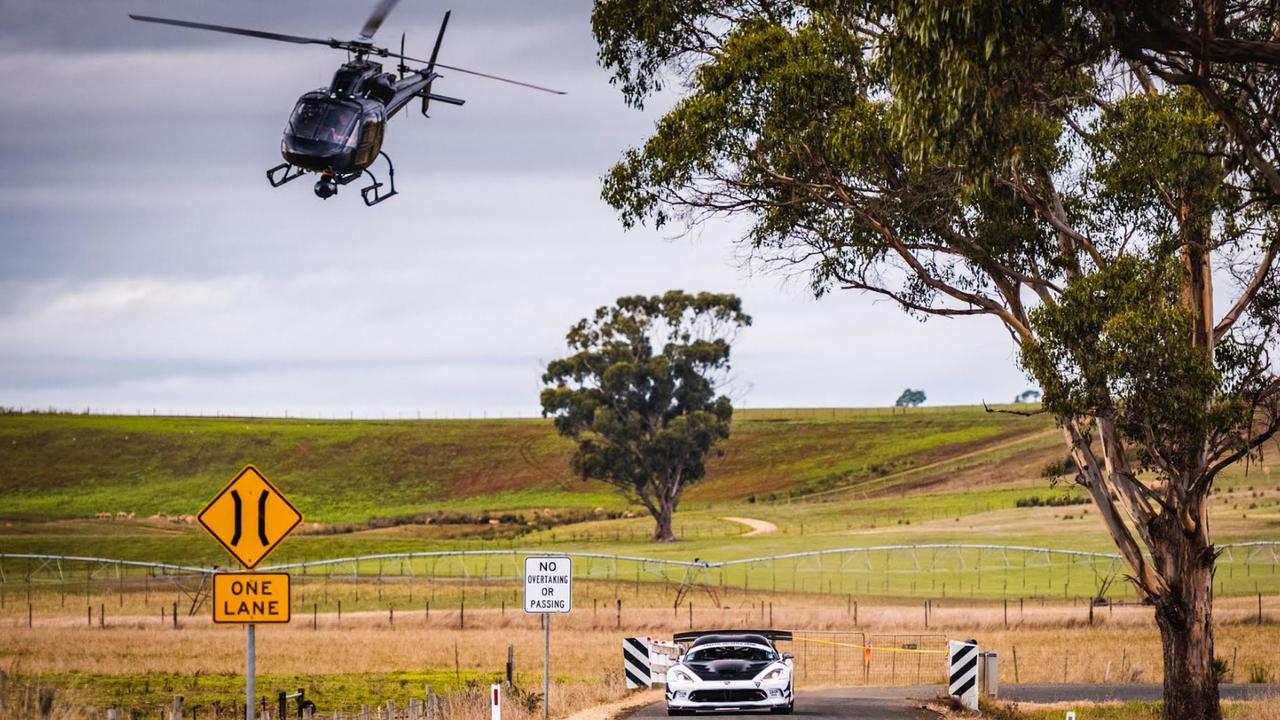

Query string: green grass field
[1,406,1278,599]
[0,406,1056,523]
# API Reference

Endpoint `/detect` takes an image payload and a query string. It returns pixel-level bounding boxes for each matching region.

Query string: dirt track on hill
[796,428,1060,501]
[722,517,779,536]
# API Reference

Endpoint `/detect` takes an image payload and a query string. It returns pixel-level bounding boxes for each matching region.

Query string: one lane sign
[213,573,291,624]
[524,556,572,613]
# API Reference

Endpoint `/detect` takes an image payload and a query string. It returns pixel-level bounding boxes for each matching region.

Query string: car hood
[682,659,773,681]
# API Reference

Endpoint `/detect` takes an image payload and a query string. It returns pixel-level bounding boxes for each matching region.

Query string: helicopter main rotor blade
[431,62,566,94]
[357,0,402,42]
[388,51,566,95]
[129,14,335,47]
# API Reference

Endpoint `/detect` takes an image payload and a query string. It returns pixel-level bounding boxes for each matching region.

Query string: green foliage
[1020,255,1225,472]
[540,291,750,540]
[894,388,926,407]
[1015,494,1088,508]
[1213,656,1231,684]
[591,0,1280,495]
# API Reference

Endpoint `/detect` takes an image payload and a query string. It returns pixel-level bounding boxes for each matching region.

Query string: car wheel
[770,704,792,715]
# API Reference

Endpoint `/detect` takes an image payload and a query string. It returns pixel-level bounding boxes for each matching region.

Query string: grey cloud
[0,1,1031,416]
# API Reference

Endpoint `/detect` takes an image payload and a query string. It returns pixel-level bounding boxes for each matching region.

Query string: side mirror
[782,653,794,660]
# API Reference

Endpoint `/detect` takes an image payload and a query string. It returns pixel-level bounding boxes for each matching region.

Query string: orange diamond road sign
[213,573,291,623]
[199,465,302,569]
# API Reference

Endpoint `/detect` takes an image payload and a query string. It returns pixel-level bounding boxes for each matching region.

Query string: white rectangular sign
[524,556,572,613]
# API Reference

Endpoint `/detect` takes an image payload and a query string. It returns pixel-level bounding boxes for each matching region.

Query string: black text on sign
[213,573,292,623]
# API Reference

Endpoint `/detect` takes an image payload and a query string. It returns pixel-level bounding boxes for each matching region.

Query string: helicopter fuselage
[281,60,436,175]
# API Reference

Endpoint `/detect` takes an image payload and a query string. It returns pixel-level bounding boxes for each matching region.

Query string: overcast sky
[0,0,1031,418]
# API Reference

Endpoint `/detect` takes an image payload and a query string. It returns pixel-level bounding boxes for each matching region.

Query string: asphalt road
[627,684,1280,719]
[628,688,941,720]
[1002,684,1280,703]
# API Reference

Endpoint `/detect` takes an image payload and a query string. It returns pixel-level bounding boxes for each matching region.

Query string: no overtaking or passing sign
[524,557,572,613]
[524,557,571,720]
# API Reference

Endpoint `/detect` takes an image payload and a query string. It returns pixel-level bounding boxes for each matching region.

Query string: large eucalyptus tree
[591,2,1280,716]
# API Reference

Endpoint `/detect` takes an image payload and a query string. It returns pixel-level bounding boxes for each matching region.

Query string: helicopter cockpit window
[288,101,360,148]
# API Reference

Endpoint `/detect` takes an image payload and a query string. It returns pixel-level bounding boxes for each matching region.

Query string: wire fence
[3,543,1279,612]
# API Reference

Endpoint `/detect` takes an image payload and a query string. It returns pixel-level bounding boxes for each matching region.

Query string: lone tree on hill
[894,389,926,408]
[1015,389,1043,404]
[540,291,750,542]
[592,2,1280,716]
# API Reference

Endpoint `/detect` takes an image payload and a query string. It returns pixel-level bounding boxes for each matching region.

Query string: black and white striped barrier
[948,639,979,710]
[623,637,652,688]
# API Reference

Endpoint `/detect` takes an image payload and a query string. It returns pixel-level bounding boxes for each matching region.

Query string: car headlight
[671,669,697,683]
[761,667,786,681]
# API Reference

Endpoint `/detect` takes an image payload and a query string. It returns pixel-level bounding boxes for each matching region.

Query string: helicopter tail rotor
[397,33,409,80]
[427,10,450,72]
[420,11,451,116]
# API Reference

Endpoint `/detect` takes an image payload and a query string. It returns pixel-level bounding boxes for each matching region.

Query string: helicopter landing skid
[266,162,306,187]
[359,151,398,207]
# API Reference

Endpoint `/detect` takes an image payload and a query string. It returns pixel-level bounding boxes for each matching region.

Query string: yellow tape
[791,635,948,655]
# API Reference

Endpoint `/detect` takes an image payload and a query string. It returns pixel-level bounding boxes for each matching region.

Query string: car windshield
[685,645,776,663]
[288,100,359,147]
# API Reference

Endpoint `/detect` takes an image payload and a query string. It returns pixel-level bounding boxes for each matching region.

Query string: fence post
[37,688,54,719]
[173,601,178,628]
[616,598,622,629]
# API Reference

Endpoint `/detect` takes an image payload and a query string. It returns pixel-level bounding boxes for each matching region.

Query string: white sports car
[665,631,794,715]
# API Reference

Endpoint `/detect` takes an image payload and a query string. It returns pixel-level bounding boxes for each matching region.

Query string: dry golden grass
[2,592,1278,719]
[3,600,1278,680]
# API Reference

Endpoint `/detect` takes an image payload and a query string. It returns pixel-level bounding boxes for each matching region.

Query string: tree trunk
[1153,523,1221,720]
[651,508,676,543]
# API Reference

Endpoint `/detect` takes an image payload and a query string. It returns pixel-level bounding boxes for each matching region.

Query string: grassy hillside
[0,406,1056,523]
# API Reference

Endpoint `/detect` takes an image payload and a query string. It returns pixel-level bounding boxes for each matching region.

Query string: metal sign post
[544,615,550,720]
[524,557,572,720]
[247,624,256,720]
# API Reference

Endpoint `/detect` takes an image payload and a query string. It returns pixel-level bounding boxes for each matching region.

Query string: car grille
[688,690,767,703]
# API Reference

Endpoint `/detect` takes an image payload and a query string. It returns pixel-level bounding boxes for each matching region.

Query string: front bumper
[665,680,792,710]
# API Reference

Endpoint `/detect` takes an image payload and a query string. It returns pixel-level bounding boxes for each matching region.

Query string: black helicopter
[130,0,564,206]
